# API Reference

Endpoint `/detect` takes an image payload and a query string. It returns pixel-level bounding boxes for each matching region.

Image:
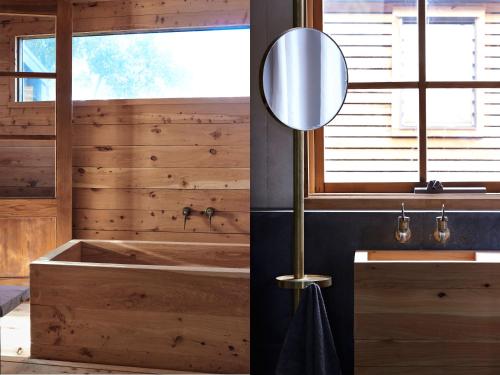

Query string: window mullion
[418,0,427,184]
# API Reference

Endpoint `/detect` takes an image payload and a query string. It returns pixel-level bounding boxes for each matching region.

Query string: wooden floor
[0,303,198,374]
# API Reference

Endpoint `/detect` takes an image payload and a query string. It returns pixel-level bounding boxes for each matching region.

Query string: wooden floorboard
[0,303,204,374]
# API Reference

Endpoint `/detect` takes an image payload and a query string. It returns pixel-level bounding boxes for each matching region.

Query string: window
[314,0,500,193]
[399,17,477,129]
[17,37,56,102]
[16,27,250,102]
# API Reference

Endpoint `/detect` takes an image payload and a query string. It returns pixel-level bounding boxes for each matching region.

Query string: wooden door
[0,0,72,283]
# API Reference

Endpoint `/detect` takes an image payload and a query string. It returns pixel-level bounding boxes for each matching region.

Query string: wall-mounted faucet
[434,204,450,244]
[204,207,215,231]
[182,207,191,230]
[395,203,411,244]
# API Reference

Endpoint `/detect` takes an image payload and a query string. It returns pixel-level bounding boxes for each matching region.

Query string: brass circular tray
[276,274,332,289]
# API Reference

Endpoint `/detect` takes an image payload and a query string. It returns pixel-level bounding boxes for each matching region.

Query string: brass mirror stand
[274,0,332,310]
[275,129,332,310]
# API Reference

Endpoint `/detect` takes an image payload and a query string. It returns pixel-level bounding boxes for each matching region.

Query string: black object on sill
[414,180,487,194]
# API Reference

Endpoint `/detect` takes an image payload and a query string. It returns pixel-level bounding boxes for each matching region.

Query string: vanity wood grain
[355,250,500,374]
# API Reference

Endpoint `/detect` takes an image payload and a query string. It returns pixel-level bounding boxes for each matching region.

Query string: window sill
[305,193,500,210]
[7,101,54,109]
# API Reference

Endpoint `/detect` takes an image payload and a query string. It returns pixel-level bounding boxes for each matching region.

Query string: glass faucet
[395,203,411,244]
[434,204,450,244]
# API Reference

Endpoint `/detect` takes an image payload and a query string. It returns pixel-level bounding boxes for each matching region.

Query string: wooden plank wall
[72,98,250,244]
[323,6,500,184]
[0,0,250,246]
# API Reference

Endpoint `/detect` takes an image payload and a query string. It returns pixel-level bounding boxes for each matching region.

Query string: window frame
[309,0,500,196]
[11,26,250,104]
[393,11,484,132]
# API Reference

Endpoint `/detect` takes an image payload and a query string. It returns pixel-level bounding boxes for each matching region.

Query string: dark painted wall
[250,0,294,210]
[251,210,500,374]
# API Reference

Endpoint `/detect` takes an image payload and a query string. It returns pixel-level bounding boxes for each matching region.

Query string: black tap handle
[205,207,215,231]
[182,207,191,230]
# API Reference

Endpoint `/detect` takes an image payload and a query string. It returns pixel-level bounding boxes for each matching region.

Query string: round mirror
[261,28,348,131]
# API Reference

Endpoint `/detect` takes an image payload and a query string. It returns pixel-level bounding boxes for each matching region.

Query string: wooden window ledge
[305,193,500,211]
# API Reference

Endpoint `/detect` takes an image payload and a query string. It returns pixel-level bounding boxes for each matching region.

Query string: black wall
[251,210,500,374]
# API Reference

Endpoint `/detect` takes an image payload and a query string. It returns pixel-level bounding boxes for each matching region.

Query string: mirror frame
[260,27,349,131]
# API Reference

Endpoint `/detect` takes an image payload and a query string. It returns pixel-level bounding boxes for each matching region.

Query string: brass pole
[275,0,333,308]
[292,0,306,310]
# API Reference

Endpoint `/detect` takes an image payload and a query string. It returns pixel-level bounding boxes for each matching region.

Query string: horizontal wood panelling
[0,199,56,216]
[355,261,500,290]
[73,100,249,125]
[73,188,249,212]
[356,341,500,367]
[73,123,249,146]
[0,146,54,167]
[71,101,249,243]
[31,306,248,372]
[31,305,248,354]
[74,229,249,244]
[74,11,249,33]
[356,287,500,316]
[0,217,56,277]
[0,125,55,136]
[73,2,249,32]
[355,367,500,375]
[31,264,248,316]
[71,100,249,243]
[73,209,249,234]
[0,1,56,16]
[73,0,249,20]
[73,167,249,189]
[0,166,54,187]
[0,187,54,198]
[73,145,249,168]
[356,313,500,341]
[355,252,500,373]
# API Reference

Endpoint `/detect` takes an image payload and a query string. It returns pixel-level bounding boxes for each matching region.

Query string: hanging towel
[275,283,342,375]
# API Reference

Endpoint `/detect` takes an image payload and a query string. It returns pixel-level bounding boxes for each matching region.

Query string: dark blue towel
[276,283,342,375]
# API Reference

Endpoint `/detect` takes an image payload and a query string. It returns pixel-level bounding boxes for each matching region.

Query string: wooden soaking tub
[30,240,249,374]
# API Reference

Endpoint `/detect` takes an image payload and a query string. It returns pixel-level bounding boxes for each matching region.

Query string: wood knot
[172,335,183,348]
[150,155,158,161]
[209,148,217,155]
[79,347,93,358]
[96,146,113,152]
[437,292,447,298]
[210,130,222,139]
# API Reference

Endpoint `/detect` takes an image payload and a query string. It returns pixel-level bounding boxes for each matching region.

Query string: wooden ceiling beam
[0,0,57,16]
